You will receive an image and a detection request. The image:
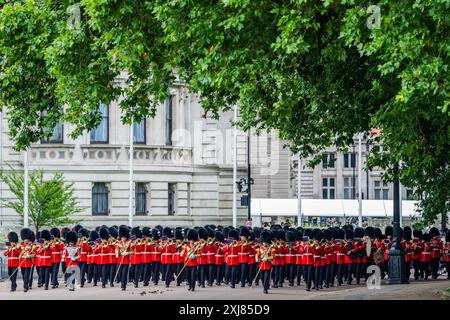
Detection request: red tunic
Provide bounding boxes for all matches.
[248,245,256,265]
[161,242,175,264]
[420,242,432,263]
[50,241,64,264]
[238,242,250,264]
[37,245,52,267]
[141,242,153,264]
[302,244,314,265]
[313,245,324,267]
[116,240,133,265]
[431,239,443,259]
[19,242,34,268]
[206,244,216,264]
[109,241,119,264]
[295,243,303,265]
[96,243,110,265]
[442,243,450,262]
[87,243,97,265]
[215,244,226,265]
[227,244,239,266]
[173,242,184,264]
[130,242,143,265]
[410,240,422,260]
[184,242,199,267]
[4,245,21,267]
[257,246,273,271]
[150,242,162,262]
[64,246,80,267]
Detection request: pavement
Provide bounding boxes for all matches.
[0,277,449,300]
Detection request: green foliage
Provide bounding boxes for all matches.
[0,1,448,224]
[0,167,82,232]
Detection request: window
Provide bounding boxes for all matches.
[168,183,175,215]
[135,182,147,215]
[322,153,335,169]
[92,183,109,215]
[90,103,109,143]
[165,96,173,146]
[322,177,335,199]
[41,107,63,144]
[344,177,356,199]
[374,180,389,200]
[406,189,415,200]
[133,118,146,144]
[343,153,357,168]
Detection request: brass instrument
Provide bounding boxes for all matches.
[81,236,88,244]
[167,238,173,246]
[102,239,109,247]
[232,240,238,246]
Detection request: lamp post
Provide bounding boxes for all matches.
[387,163,409,284]
[128,116,134,227]
[297,153,302,227]
[232,105,238,228]
[24,149,29,228]
[247,129,252,225]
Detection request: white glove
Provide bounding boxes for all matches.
[25,254,33,259]
[122,252,129,256]
[115,253,119,258]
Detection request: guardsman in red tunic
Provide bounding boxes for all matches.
[334,229,346,286]
[50,228,64,288]
[285,231,296,287]
[63,231,80,290]
[420,233,433,279]
[19,228,34,292]
[129,227,143,288]
[141,227,153,286]
[196,228,209,288]
[323,229,333,288]
[295,233,304,286]
[429,227,442,279]
[77,228,90,287]
[87,230,99,286]
[443,231,450,279]
[4,231,21,292]
[271,234,281,288]
[227,229,240,288]
[37,230,52,290]
[34,232,42,288]
[411,230,423,280]
[256,230,274,294]
[238,227,251,288]
[206,231,217,287]
[302,234,315,291]
[311,229,324,290]
[174,228,186,286]
[183,229,200,291]
[353,227,365,285]
[161,227,176,287]
[214,231,226,286]
[150,228,162,285]
[402,228,412,279]
[247,233,257,286]
[108,227,119,286]
[344,228,356,284]
[116,226,132,291]
[97,227,111,288]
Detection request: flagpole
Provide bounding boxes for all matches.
[297,153,302,227]
[358,133,363,227]
[129,117,134,227]
[232,105,237,228]
[24,148,29,228]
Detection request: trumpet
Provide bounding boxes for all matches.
[167,238,174,246]
[232,240,238,246]
[81,236,88,244]
[102,239,109,247]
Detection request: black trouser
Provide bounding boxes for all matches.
[445,261,450,279]
[225,265,230,284]
[142,263,152,285]
[336,264,345,284]
[39,266,51,289]
[88,264,98,285]
[248,264,256,285]
[355,262,363,283]
[329,263,335,286]
[186,266,197,290]
[240,263,248,287]
[296,264,303,285]
[29,266,34,288]
[421,261,431,278]
[61,262,66,275]
[8,267,18,291]
[215,265,224,284]
[129,264,141,287]
[272,265,281,286]
[431,258,439,279]
[175,263,184,285]
[287,264,296,285]
[313,266,321,289]
[51,263,60,287]
[152,261,161,284]
[161,263,173,287]
[280,265,285,285]
[78,262,87,286]
[412,260,421,279]
[207,264,215,285]
[347,263,356,284]
[36,266,42,286]
[261,270,271,292]
[197,264,206,286]
[304,265,314,290]
[21,267,31,291]
[109,263,117,285]
[405,261,411,279]
[100,264,109,286]
[229,265,238,287]
[119,264,129,289]
[324,264,331,287]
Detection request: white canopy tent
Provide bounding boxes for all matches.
[251,198,419,218]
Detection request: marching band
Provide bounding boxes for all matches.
[3,224,450,294]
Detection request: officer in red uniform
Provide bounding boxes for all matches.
[285,231,296,286]
[19,228,34,292]
[302,234,314,291]
[353,227,365,285]
[87,230,99,286]
[411,229,423,280]
[294,229,304,286]
[77,228,90,287]
[49,228,64,288]
[322,229,333,288]
[334,228,346,286]
[174,228,185,286]
[443,231,450,279]
[205,228,217,287]
[311,229,324,290]
[150,228,162,285]
[37,230,52,290]
[429,227,442,279]
[116,226,132,290]
[420,233,432,279]
[97,227,111,288]
[214,230,226,285]
[402,228,412,279]
[141,227,153,286]
[256,230,274,294]
[227,229,240,288]
[4,231,21,292]
[247,231,257,286]
[161,227,176,287]
[129,227,143,288]
[183,228,200,291]
[238,227,251,288]
[108,227,119,286]
[196,228,208,288]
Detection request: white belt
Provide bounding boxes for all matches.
[98,254,109,256]
[52,252,61,254]
[8,257,19,260]
[162,253,172,255]
[313,256,320,258]
[238,253,249,255]
[304,253,313,256]
[228,255,238,257]
[40,256,51,258]
[215,255,224,257]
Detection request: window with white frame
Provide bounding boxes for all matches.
[90,103,109,143]
[322,153,336,169]
[322,177,335,199]
[374,180,389,200]
[92,182,109,215]
[343,177,356,199]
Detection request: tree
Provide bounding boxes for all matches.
[0,1,448,225]
[0,167,82,232]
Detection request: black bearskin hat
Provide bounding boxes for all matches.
[278,230,286,241]
[175,229,184,240]
[385,226,393,237]
[41,230,51,241]
[214,231,224,243]
[312,228,322,241]
[304,229,313,238]
[253,227,262,239]
[345,229,354,240]
[413,229,423,240]
[207,227,215,238]
[240,227,250,239]
[100,227,110,240]
[223,227,230,238]
[403,229,412,241]
[445,231,450,243]
[187,229,198,241]
[374,228,383,239]
[229,229,239,241]
[286,231,296,243]
[151,228,161,240]
[7,231,19,243]
[78,228,89,239]
[364,227,375,238]
[163,227,173,238]
[261,230,271,244]
[66,231,78,244]
[142,227,151,238]
[403,226,412,234]
[61,227,70,240]
[89,230,99,242]
[335,228,345,240]
[131,227,142,239]
[155,225,163,233]
[50,228,61,239]
[198,228,208,240]
[20,228,33,241]
[422,233,431,242]
[354,227,364,239]
[323,229,332,241]
[429,227,440,237]
[295,230,303,241]
[73,224,83,233]
[109,227,118,239]
[119,226,130,239]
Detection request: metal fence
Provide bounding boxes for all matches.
[0,256,6,279]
